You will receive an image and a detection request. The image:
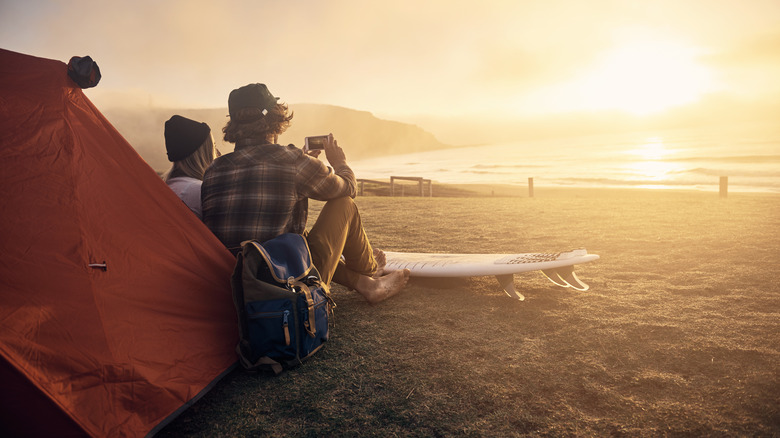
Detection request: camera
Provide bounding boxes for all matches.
[304,135,328,153]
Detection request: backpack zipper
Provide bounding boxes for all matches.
[283,310,291,346]
[248,308,292,347]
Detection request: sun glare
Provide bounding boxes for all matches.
[624,137,683,186]
[569,38,716,115]
[629,137,670,160]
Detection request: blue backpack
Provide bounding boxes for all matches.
[231,233,334,374]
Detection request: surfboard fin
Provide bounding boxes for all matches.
[542,266,589,291]
[542,269,570,288]
[495,274,525,301]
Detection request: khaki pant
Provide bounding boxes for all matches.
[305,197,377,290]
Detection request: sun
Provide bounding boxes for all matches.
[518,35,721,116]
[571,38,717,115]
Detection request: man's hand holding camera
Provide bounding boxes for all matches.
[305,133,347,167]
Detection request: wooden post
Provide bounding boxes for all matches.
[719,176,728,198]
[358,180,364,196]
[390,176,428,197]
[528,177,534,198]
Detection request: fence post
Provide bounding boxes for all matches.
[528,177,534,198]
[719,176,728,198]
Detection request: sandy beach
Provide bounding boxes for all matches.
[160,187,779,436]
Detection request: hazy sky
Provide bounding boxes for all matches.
[2,0,780,121]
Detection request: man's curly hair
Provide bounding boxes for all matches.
[222,103,293,144]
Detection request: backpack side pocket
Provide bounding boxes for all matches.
[245,299,297,363]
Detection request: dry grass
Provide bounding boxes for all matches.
[159,188,780,437]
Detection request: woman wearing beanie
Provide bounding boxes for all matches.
[162,115,217,219]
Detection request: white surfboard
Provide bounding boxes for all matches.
[383,249,599,301]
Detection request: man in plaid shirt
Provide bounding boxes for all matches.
[202,83,409,303]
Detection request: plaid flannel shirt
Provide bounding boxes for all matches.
[201,142,356,251]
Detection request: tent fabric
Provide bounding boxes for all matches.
[0,49,238,437]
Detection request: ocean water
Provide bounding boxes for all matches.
[351,125,780,193]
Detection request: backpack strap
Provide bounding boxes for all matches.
[236,345,284,375]
[247,234,313,283]
[298,282,317,338]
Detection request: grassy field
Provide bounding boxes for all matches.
[159,187,779,437]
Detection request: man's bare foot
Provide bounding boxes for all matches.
[372,249,387,278]
[356,268,411,304]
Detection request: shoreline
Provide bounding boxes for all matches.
[359,180,780,198]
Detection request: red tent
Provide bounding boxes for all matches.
[0,49,237,437]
